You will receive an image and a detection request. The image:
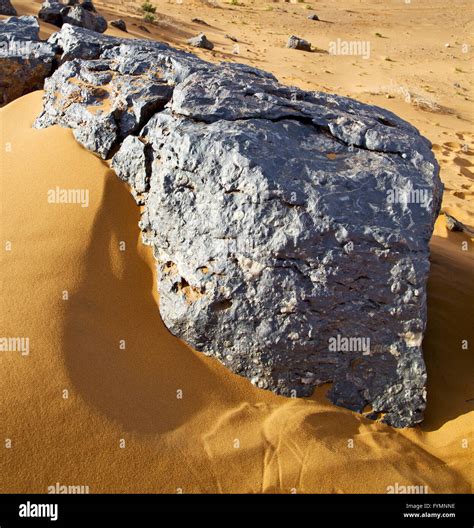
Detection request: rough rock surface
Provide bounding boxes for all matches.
[0,16,56,105]
[38,0,107,32]
[32,25,442,427]
[35,56,173,158]
[0,0,17,16]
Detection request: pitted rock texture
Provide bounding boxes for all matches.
[0,16,56,105]
[32,25,442,427]
[35,57,173,158]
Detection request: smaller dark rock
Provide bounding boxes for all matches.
[81,0,96,11]
[110,19,127,32]
[191,18,209,26]
[307,14,319,21]
[444,212,474,235]
[286,35,311,52]
[225,34,238,42]
[0,0,17,16]
[187,33,214,51]
[38,0,64,27]
[61,4,107,33]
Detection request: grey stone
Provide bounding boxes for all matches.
[443,212,474,235]
[187,33,214,50]
[32,26,442,427]
[110,19,127,32]
[0,0,17,16]
[46,23,178,63]
[286,35,311,52]
[0,16,56,105]
[307,14,319,21]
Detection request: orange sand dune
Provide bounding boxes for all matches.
[0,92,472,493]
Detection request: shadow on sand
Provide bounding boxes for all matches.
[62,170,246,434]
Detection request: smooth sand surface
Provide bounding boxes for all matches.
[1,0,473,493]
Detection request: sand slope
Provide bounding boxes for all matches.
[0,91,472,493]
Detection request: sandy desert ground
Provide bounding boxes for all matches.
[0,0,473,493]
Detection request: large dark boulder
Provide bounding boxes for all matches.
[31,25,442,427]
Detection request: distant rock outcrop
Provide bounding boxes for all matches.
[4,22,443,427]
[0,16,56,105]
